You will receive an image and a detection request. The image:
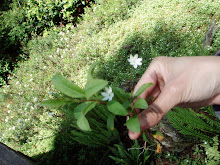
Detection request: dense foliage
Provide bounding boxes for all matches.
[0,0,95,85]
[0,0,219,164]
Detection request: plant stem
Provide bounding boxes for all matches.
[130,67,133,92]
[72,99,106,105]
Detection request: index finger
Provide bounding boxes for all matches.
[134,65,157,99]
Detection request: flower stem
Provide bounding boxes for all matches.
[130,67,133,92]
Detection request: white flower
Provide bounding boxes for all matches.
[30,106,34,111]
[101,87,114,101]
[48,112,53,116]
[33,97,38,103]
[128,54,142,68]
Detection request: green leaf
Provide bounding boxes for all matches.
[85,79,108,99]
[133,98,148,109]
[52,74,85,98]
[112,87,130,102]
[122,100,132,109]
[40,98,70,108]
[125,115,140,133]
[107,114,115,131]
[134,83,153,97]
[74,102,97,119]
[77,115,91,131]
[87,62,98,80]
[107,101,127,116]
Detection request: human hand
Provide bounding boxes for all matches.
[129,56,220,140]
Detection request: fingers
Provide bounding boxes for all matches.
[133,65,158,99]
[129,85,179,140]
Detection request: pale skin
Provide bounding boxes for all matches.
[129,56,220,140]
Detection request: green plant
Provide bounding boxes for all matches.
[1,0,220,162]
[202,136,220,165]
[166,107,220,141]
[109,140,154,165]
[41,60,152,134]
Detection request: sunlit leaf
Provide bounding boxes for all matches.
[125,115,140,133]
[107,101,127,116]
[87,62,98,80]
[77,115,91,131]
[153,131,164,141]
[52,74,85,98]
[133,98,148,109]
[85,79,108,99]
[40,98,70,108]
[134,83,153,97]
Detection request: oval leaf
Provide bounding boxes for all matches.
[134,83,153,97]
[77,116,91,131]
[133,98,148,109]
[74,102,97,119]
[107,101,127,116]
[87,62,98,80]
[125,115,140,133]
[153,131,164,141]
[52,74,85,98]
[107,114,115,131]
[112,87,130,102]
[85,79,108,99]
[40,98,70,108]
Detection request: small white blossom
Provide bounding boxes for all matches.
[33,97,38,103]
[26,102,31,107]
[204,141,207,145]
[128,54,142,68]
[30,106,34,111]
[48,112,53,116]
[101,87,114,101]
[34,104,38,109]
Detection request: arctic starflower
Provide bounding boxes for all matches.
[128,54,142,68]
[101,87,114,101]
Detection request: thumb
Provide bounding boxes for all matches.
[129,86,179,140]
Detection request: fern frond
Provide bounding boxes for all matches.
[166,107,217,141]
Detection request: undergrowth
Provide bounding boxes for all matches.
[0,0,219,164]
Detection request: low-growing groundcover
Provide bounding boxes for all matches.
[0,0,220,164]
